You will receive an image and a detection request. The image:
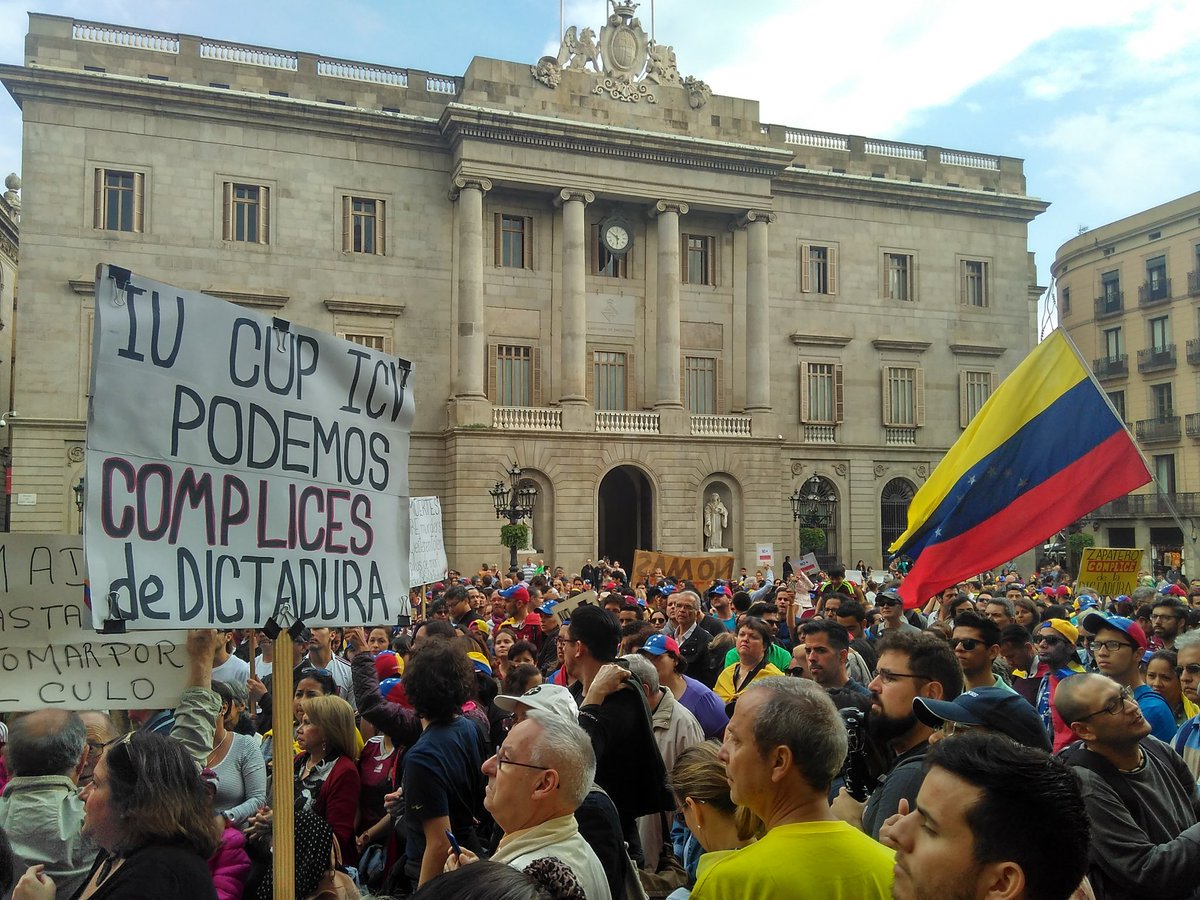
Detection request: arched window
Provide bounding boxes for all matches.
[791,476,839,570]
[880,478,916,559]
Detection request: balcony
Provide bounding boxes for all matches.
[1135,415,1180,443]
[1189,271,1200,296]
[491,406,562,431]
[1137,344,1176,373]
[1094,293,1124,319]
[1139,279,1172,306]
[595,411,660,434]
[1093,354,1128,380]
[1188,340,1200,366]
[884,427,917,446]
[1187,414,1200,437]
[802,424,837,444]
[691,414,752,437]
[1093,491,1200,518]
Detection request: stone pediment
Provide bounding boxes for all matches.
[532,1,711,108]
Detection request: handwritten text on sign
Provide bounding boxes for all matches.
[632,550,734,591]
[409,497,447,587]
[0,534,189,711]
[85,267,415,630]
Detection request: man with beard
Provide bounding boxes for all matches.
[832,631,962,841]
[1150,596,1189,650]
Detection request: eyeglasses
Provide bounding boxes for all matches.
[1176,663,1200,676]
[940,721,975,737]
[1079,686,1135,720]
[952,637,987,651]
[1092,640,1136,653]
[786,667,807,678]
[496,751,553,774]
[878,599,903,608]
[1036,634,1069,647]
[555,637,579,646]
[874,668,929,685]
[650,617,666,625]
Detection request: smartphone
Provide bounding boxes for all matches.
[445,828,461,857]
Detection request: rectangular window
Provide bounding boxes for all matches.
[801,362,844,424]
[1104,327,1124,359]
[684,356,717,414]
[94,168,144,232]
[883,366,924,427]
[683,235,714,285]
[1061,286,1070,315]
[223,183,269,244]
[1107,390,1126,423]
[1101,270,1121,310]
[500,215,528,268]
[1145,255,1169,301]
[1150,315,1171,350]
[801,244,838,295]
[342,196,385,255]
[884,252,913,301]
[960,370,995,427]
[1154,454,1176,494]
[1151,382,1173,418]
[337,332,392,353]
[495,345,533,407]
[593,351,627,411]
[961,259,988,307]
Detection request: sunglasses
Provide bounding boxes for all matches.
[1176,663,1200,676]
[1036,634,1069,647]
[952,637,987,651]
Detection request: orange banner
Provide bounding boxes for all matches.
[632,549,734,591]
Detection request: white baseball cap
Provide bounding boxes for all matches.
[493,683,579,722]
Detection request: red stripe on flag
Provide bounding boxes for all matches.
[898,431,1150,608]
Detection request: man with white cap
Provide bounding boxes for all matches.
[492,684,625,899]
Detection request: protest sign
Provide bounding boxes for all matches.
[85,266,415,630]
[1077,547,1143,597]
[0,533,189,712]
[756,543,774,567]
[796,553,820,576]
[409,496,447,587]
[632,550,734,591]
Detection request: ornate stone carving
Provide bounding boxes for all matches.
[874,464,887,478]
[915,465,928,479]
[555,189,596,206]
[448,175,492,202]
[833,463,848,477]
[791,462,805,476]
[532,2,711,107]
[67,445,85,463]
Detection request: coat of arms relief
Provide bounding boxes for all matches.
[531,1,712,108]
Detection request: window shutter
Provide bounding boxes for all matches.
[679,353,687,411]
[376,200,386,256]
[588,223,597,274]
[959,370,969,428]
[680,233,689,284]
[222,182,233,241]
[879,253,888,298]
[915,368,926,426]
[523,216,533,269]
[93,169,104,229]
[586,347,595,408]
[493,213,502,267]
[960,261,968,305]
[828,247,839,295]
[531,346,543,406]
[715,357,725,414]
[132,172,145,233]
[342,196,352,252]
[486,342,498,403]
[625,350,636,411]
[834,364,844,424]
[799,362,811,423]
[260,186,270,245]
[881,367,893,426]
[800,244,811,293]
[989,372,998,393]
[707,237,716,286]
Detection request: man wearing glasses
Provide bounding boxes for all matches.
[1054,673,1200,899]
[1150,596,1190,651]
[1033,619,1087,752]
[1081,612,1176,742]
[1171,631,1200,779]
[872,587,921,639]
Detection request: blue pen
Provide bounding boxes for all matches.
[445,829,461,857]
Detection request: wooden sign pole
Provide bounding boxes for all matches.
[271,624,296,900]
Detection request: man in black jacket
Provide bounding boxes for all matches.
[672,590,715,686]
[565,604,673,866]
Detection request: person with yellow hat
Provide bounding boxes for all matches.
[1033,618,1086,752]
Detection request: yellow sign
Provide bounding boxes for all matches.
[632,550,734,591]
[1077,547,1143,597]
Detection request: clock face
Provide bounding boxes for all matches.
[602,220,632,256]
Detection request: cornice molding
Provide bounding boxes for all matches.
[949,343,1006,358]
[203,288,290,310]
[872,339,932,353]
[324,297,405,317]
[790,332,852,347]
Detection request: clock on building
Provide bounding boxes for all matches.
[599,216,633,257]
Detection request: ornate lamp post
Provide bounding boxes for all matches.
[73,477,85,534]
[790,475,832,562]
[489,464,537,571]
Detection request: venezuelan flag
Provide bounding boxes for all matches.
[891,329,1151,608]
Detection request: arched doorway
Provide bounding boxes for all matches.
[793,475,839,571]
[880,478,916,560]
[598,465,653,570]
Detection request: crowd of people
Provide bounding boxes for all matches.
[4,556,1200,899]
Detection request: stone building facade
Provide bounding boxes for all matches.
[1,10,1047,575]
[1056,191,1200,576]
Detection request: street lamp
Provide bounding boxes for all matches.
[489,464,537,571]
[73,477,85,534]
[791,475,832,565]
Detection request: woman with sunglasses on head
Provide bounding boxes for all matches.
[12,731,221,900]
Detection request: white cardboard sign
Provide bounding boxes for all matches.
[409,496,448,587]
[0,534,189,711]
[85,267,414,629]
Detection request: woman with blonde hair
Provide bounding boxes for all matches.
[667,741,761,895]
[295,694,360,862]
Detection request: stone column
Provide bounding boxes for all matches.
[556,189,594,413]
[740,210,775,417]
[450,176,491,423]
[652,200,688,413]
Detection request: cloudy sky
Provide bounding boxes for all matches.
[0,0,1196,332]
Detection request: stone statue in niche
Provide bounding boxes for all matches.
[704,492,729,552]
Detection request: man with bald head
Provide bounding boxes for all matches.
[0,710,97,898]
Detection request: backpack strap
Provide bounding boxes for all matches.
[1058,740,1149,831]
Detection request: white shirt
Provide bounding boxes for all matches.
[212,653,251,686]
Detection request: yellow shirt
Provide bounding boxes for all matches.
[692,821,894,899]
[713,661,786,703]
